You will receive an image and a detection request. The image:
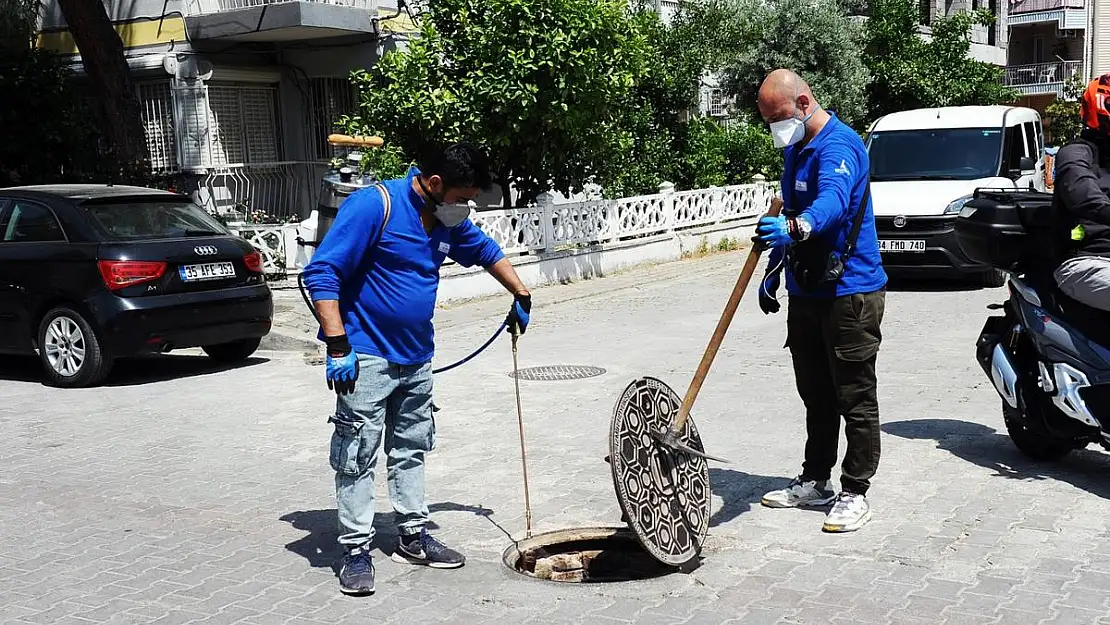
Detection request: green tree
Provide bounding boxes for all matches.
[694,0,871,129]
[1043,75,1086,145]
[341,0,651,208]
[863,0,1016,123]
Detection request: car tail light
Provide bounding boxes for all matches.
[244,250,264,274]
[98,260,167,290]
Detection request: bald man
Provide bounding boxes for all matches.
[753,69,888,533]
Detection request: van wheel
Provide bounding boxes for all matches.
[980,269,1007,288]
[203,337,261,363]
[37,307,113,388]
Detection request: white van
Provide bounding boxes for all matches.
[865,105,1047,286]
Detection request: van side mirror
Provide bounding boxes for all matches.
[1019,156,1036,173]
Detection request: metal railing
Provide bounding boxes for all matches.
[186,0,375,16]
[189,161,327,223]
[1008,0,1084,14]
[1004,60,1082,87]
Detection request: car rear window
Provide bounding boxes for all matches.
[84,200,232,241]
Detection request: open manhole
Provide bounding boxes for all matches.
[509,365,606,381]
[502,526,675,583]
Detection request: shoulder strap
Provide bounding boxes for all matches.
[839,176,871,265]
[371,182,392,248]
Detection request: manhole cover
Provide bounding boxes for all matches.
[509,365,606,381]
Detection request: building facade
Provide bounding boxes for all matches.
[1005,0,1109,120]
[921,0,1011,65]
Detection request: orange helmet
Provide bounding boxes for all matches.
[1081,73,1110,134]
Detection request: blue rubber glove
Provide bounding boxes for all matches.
[755,215,793,248]
[507,293,531,335]
[324,335,359,395]
[759,272,781,315]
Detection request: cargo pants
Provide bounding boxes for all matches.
[328,353,437,549]
[786,290,885,496]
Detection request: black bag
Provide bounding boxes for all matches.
[787,180,871,291]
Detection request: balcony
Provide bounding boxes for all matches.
[1008,0,1086,27]
[1004,60,1082,96]
[184,0,378,42]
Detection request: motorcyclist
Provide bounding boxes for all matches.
[1052,73,1110,311]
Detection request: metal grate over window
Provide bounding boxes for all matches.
[305,77,357,161]
[207,83,281,165]
[136,81,178,172]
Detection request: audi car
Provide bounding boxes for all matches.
[0,184,273,387]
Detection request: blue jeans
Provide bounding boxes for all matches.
[329,353,436,549]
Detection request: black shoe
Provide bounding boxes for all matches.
[338,546,375,595]
[391,529,465,569]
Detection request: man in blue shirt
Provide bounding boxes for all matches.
[302,143,531,595]
[752,70,888,533]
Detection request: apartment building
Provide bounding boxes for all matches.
[1004,0,1109,120]
[921,0,1011,65]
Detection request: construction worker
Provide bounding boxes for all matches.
[301,143,531,596]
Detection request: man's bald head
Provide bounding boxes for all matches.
[757,69,818,124]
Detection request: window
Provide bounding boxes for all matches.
[306,78,357,161]
[2,201,66,243]
[207,84,282,165]
[137,81,179,172]
[1001,125,1026,173]
[868,128,1004,181]
[84,200,229,241]
[708,89,726,117]
[1023,122,1038,160]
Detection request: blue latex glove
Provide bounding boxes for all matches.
[759,272,781,315]
[507,293,531,335]
[755,215,793,248]
[324,335,359,395]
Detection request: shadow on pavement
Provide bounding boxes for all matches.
[0,353,267,387]
[709,468,795,527]
[281,502,499,571]
[883,418,1110,500]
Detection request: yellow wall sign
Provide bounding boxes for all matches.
[36,15,188,56]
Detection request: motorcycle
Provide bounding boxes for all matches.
[954,188,1110,461]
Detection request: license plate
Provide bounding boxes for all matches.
[879,239,926,253]
[179,261,236,282]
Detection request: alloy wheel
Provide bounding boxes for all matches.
[44,316,86,377]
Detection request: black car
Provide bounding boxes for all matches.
[0,184,273,387]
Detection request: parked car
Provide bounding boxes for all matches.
[865,105,1048,287]
[0,184,273,387]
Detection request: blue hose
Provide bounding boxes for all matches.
[297,273,505,374]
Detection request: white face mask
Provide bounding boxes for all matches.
[769,106,815,149]
[435,202,474,228]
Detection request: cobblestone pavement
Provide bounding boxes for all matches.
[5,251,1110,625]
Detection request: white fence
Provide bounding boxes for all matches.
[250,180,778,280]
[471,181,777,257]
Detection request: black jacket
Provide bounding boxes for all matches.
[1053,130,1110,259]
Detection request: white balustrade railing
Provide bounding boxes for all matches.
[186,0,374,16]
[471,181,777,257]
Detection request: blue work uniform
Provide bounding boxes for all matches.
[301,166,505,365]
[768,112,888,297]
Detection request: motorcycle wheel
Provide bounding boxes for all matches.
[1002,401,1073,461]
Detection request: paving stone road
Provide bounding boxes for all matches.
[5,251,1110,625]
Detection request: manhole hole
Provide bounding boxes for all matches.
[509,365,606,381]
[502,526,675,583]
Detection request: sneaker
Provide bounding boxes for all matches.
[823,492,872,533]
[391,529,466,569]
[761,476,837,508]
[338,546,375,596]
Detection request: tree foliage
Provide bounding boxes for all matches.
[695,0,871,129]
[863,0,1016,122]
[1043,74,1086,145]
[342,0,651,207]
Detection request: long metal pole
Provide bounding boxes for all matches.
[511,329,533,537]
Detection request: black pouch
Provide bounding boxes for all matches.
[787,180,871,292]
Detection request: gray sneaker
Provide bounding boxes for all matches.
[761,476,837,508]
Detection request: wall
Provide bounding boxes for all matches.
[1096,0,1110,75]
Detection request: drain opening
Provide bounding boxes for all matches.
[509,365,607,381]
[503,527,675,583]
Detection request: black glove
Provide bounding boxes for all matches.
[758,273,781,315]
[506,293,531,335]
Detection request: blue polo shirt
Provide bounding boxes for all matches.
[768,112,887,298]
[301,167,505,365]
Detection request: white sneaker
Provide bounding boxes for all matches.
[822,492,872,533]
[761,476,837,508]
